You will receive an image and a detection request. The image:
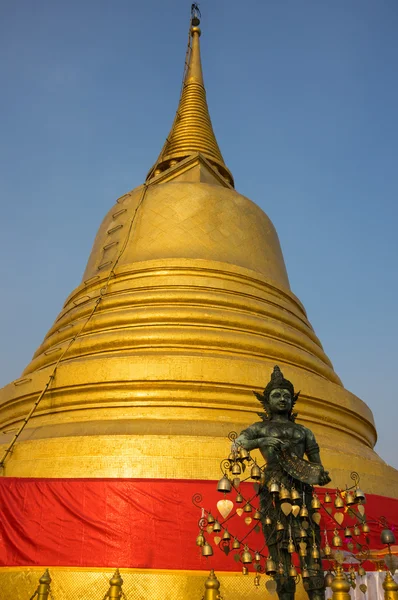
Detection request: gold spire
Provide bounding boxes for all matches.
[147,13,234,186]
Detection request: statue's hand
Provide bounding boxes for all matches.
[318,469,331,486]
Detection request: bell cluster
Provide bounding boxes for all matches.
[194,440,397,593]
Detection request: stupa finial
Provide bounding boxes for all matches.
[147,7,234,186]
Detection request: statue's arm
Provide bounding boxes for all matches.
[304,428,331,485]
[236,423,264,451]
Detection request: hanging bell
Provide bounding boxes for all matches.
[334,494,344,509]
[324,571,334,587]
[345,491,355,506]
[242,566,248,575]
[362,522,370,534]
[228,451,236,462]
[213,520,221,533]
[255,552,261,562]
[299,545,307,557]
[269,481,280,495]
[250,463,261,480]
[266,558,277,575]
[278,563,285,576]
[312,545,320,559]
[254,574,260,587]
[311,494,321,510]
[235,493,243,504]
[276,521,284,531]
[223,529,231,541]
[207,513,215,524]
[232,538,240,550]
[239,447,249,461]
[291,487,300,502]
[231,462,241,476]
[300,505,309,518]
[241,546,252,564]
[302,568,310,579]
[344,527,352,538]
[217,475,232,493]
[299,528,307,538]
[288,540,295,554]
[280,485,291,502]
[196,532,205,546]
[355,488,365,503]
[353,525,361,536]
[289,565,297,578]
[244,503,252,513]
[265,516,272,526]
[323,542,331,557]
[332,531,342,547]
[381,528,396,545]
[324,492,332,504]
[202,542,213,557]
[253,509,261,520]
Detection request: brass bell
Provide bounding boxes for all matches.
[213,520,221,533]
[299,546,307,557]
[250,463,261,480]
[276,521,284,531]
[353,525,361,536]
[265,516,272,526]
[288,540,295,554]
[334,494,344,509]
[324,492,332,504]
[242,566,248,575]
[381,528,396,545]
[289,565,297,578]
[302,568,310,579]
[244,503,252,513]
[255,552,261,562]
[278,564,285,576]
[323,543,331,557]
[312,546,320,559]
[362,522,370,534]
[223,529,231,541]
[228,451,236,462]
[344,527,352,538]
[299,528,307,538]
[196,532,205,546]
[254,574,260,587]
[269,481,280,495]
[324,571,334,587]
[345,491,355,506]
[231,462,241,476]
[202,542,213,557]
[280,485,291,502]
[235,493,243,504]
[241,546,252,564]
[266,558,277,575]
[332,531,342,547]
[239,447,250,461]
[217,475,232,493]
[311,494,321,510]
[207,513,215,524]
[355,488,365,503]
[291,487,300,502]
[253,509,261,520]
[300,505,309,518]
[232,538,240,550]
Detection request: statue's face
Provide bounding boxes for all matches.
[268,388,292,414]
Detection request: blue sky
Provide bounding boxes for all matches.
[0,1,397,469]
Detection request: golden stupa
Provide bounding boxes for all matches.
[0,10,397,600]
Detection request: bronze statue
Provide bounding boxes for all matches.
[236,366,331,600]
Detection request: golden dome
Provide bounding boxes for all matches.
[0,10,396,500]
